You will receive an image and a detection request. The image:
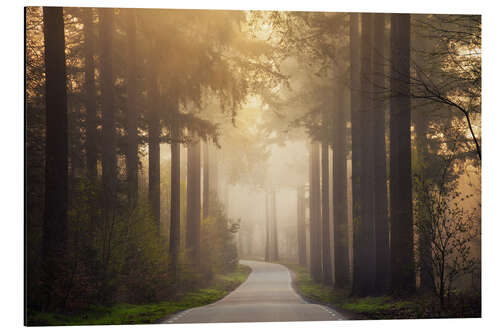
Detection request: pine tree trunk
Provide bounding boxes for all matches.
[271,188,279,261]
[203,141,210,219]
[372,13,390,293]
[265,190,270,262]
[350,12,365,295]
[41,6,68,310]
[353,13,377,296]
[297,185,307,266]
[333,83,349,288]
[169,136,181,282]
[99,8,116,203]
[82,8,97,181]
[99,8,117,272]
[186,140,201,267]
[390,13,415,294]
[125,9,139,207]
[148,39,161,232]
[321,140,332,285]
[309,141,322,283]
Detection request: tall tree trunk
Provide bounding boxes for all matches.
[321,140,332,285]
[82,8,97,181]
[125,9,139,207]
[169,132,181,282]
[353,12,377,296]
[148,39,161,232]
[82,8,98,233]
[390,13,415,294]
[350,12,365,295]
[309,141,322,283]
[99,8,116,280]
[372,13,390,294]
[186,139,201,267]
[297,185,307,266]
[271,188,279,261]
[333,83,349,288]
[41,6,68,310]
[211,145,219,200]
[265,189,270,262]
[203,141,210,219]
[68,90,83,203]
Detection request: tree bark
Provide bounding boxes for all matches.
[333,83,349,288]
[41,6,68,310]
[297,185,307,266]
[353,12,377,296]
[390,13,415,294]
[125,9,139,207]
[203,141,210,219]
[99,8,117,228]
[271,188,279,261]
[372,13,390,294]
[186,139,201,267]
[350,12,365,295]
[82,8,97,181]
[147,39,161,232]
[169,134,181,282]
[309,141,322,283]
[321,140,332,285]
[265,189,270,262]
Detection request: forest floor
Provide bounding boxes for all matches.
[283,263,481,320]
[27,264,251,326]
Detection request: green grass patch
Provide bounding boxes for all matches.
[283,263,433,320]
[27,264,251,326]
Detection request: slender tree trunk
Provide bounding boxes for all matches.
[203,141,210,219]
[169,132,181,282]
[373,13,390,294]
[186,139,201,267]
[390,13,415,294]
[211,145,219,199]
[271,188,279,261]
[125,9,139,207]
[148,39,161,232]
[82,8,98,234]
[321,140,332,285]
[353,12,377,296]
[309,141,322,283]
[82,8,97,181]
[265,189,270,262]
[297,185,307,266]
[350,12,365,295]
[99,9,117,281]
[99,7,116,207]
[41,6,68,310]
[333,83,349,288]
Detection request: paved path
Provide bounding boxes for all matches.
[163,260,344,324]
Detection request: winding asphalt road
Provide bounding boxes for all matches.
[162,260,344,324]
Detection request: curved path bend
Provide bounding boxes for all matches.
[163,260,344,324]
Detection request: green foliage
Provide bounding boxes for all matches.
[414,156,480,307]
[284,262,480,319]
[27,265,250,326]
[200,197,240,279]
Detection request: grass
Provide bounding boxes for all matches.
[27,264,251,326]
[282,263,479,320]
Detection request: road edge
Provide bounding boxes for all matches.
[285,265,367,320]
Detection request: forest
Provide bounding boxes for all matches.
[25,6,481,325]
